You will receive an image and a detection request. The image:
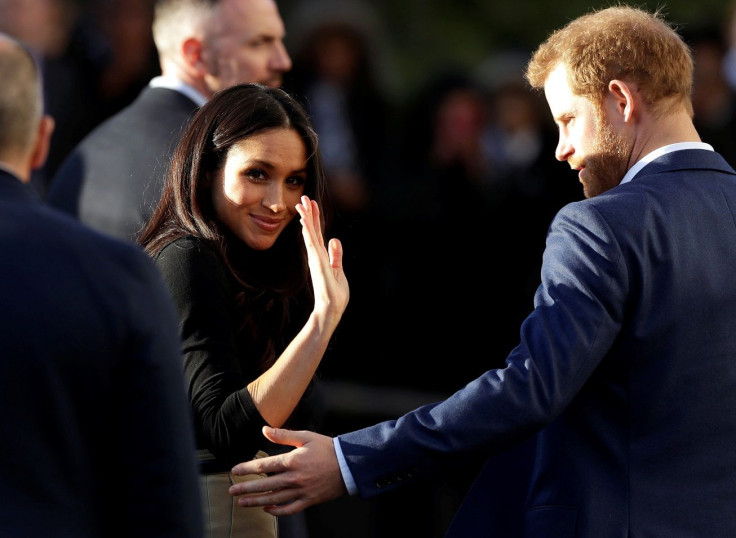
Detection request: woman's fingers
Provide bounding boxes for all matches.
[328,238,343,269]
[297,196,348,312]
[297,196,328,255]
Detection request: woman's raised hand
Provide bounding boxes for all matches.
[296,196,349,323]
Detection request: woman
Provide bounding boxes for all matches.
[139,83,349,537]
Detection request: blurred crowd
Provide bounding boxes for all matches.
[4,0,736,535]
[0,0,159,196]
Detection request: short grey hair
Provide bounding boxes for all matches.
[0,33,43,158]
[152,0,219,61]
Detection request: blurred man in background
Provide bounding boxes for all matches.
[47,0,291,242]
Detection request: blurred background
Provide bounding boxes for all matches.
[278,0,735,101]
[3,0,736,535]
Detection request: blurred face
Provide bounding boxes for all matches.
[432,89,486,157]
[202,0,292,93]
[211,128,307,250]
[313,31,360,84]
[545,63,629,198]
[0,0,72,57]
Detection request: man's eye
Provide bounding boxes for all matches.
[248,37,273,48]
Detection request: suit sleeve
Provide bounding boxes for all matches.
[337,201,628,498]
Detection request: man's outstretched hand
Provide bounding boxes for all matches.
[229,426,348,516]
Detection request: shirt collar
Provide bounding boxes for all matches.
[148,76,208,107]
[619,142,714,185]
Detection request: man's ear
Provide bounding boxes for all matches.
[182,36,208,76]
[607,79,635,122]
[30,115,55,172]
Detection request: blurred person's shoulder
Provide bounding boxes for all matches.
[23,200,163,284]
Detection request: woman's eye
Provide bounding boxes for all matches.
[245,168,267,181]
[287,175,306,187]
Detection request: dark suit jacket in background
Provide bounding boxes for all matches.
[0,170,202,537]
[46,86,199,242]
[337,149,736,537]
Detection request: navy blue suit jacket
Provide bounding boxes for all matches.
[0,170,202,536]
[338,150,736,537]
[46,86,199,242]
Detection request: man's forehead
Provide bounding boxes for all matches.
[544,64,576,112]
[544,64,570,92]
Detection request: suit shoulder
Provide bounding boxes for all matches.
[555,186,647,225]
[55,87,196,158]
[35,204,158,275]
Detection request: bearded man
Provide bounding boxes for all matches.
[226,7,736,537]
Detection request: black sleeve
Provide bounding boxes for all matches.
[154,237,268,464]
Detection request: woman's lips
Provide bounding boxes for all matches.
[250,214,283,232]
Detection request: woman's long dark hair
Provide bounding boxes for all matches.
[139,83,330,369]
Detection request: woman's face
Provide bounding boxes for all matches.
[211,127,307,250]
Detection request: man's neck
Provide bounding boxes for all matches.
[0,160,29,183]
[159,61,212,102]
[628,111,700,168]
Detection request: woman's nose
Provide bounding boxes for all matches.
[263,184,286,212]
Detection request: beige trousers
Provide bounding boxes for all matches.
[199,451,278,538]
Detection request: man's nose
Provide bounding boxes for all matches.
[272,41,292,72]
[555,136,573,162]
